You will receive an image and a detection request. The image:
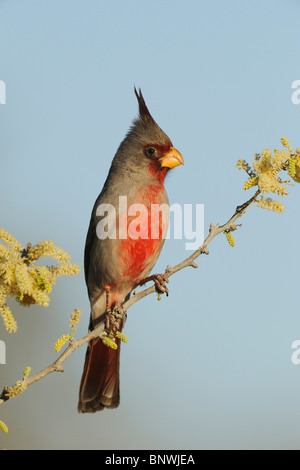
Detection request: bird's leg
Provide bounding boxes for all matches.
[138,273,169,296]
[104,285,112,329]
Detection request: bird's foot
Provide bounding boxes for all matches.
[105,303,127,333]
[139,273,169,296]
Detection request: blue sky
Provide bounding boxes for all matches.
[1,0,300,450]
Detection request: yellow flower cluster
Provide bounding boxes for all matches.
[102,335,118,350]
[1,366,32,408]
[237,137,299,213]
[54,334,71,352]
[0,420,8,434]
[23,367,31,378]
[0,304,17,333]
[256,197,285,213]
[281,137,293,152]
[54,309,82,352]
[0,230,80,333]
[4,380,27,399]
[69,308,81,336]
[243,176,258,190]
[224,231,235,247]
[288,148,300,183]
[236,159,256,177]
[289,158,296,178]
[102,330,128,350]
[115,331,128,343]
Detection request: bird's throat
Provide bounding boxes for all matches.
[148,161,168,185]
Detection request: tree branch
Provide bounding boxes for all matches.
[0,189,260,406]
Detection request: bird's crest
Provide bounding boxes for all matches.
[134,87,153,121]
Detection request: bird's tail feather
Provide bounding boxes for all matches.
[78,336,121,413]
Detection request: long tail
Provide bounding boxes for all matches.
[78,336,121,413]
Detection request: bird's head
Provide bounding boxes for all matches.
[112,88,184,184]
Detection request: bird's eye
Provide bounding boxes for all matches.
[146,147,157,157]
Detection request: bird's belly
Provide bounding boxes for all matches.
[118,184,169,284]
[119,236,163,283]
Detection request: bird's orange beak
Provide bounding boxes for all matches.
[159,146,184,169]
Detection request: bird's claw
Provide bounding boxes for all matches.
[153,274,169,296]
[139,273,169,297]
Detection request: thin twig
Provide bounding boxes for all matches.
[124,189,260,310]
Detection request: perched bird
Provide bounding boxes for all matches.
[78,88,183,413]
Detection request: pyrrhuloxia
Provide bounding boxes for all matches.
[78,88,183,413]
